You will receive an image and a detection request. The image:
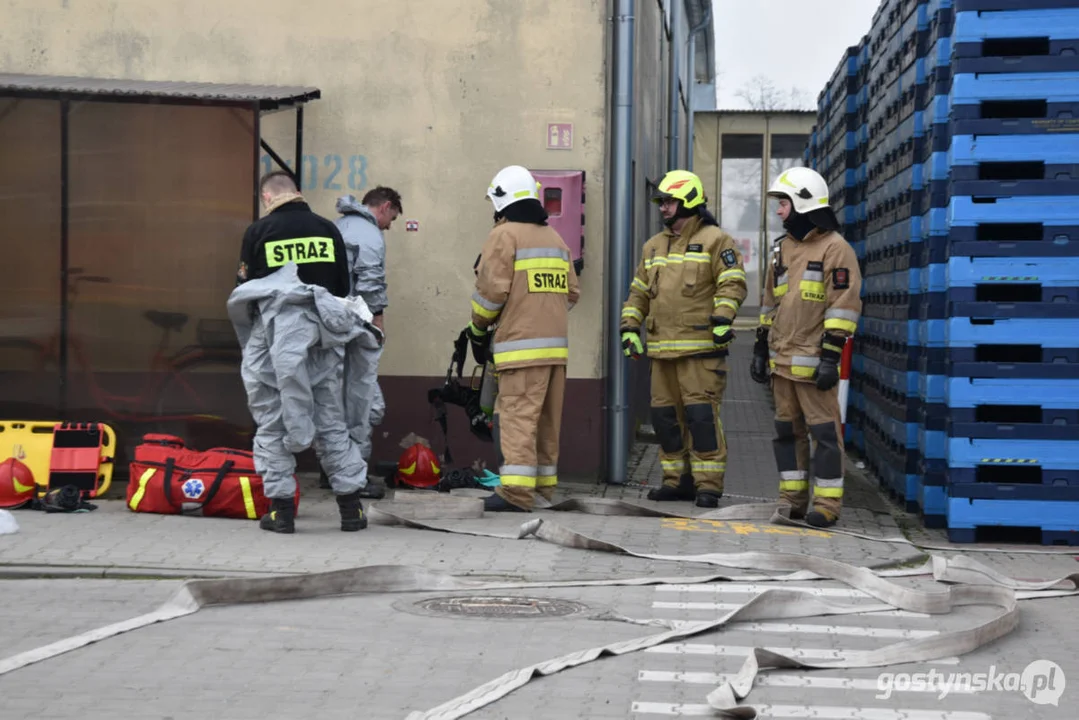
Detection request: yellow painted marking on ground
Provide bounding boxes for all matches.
[660,518,833,539]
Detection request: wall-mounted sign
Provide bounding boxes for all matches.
[547,123,573,150]
[406,220,419,232]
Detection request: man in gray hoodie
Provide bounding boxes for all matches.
[327,186,402,496]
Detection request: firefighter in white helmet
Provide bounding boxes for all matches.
[620,170,748,508]
[755,166,862,528]
[465,165,581,512]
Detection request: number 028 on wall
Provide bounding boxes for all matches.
[259,154,369,192]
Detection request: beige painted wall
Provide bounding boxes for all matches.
[0,0,609,380]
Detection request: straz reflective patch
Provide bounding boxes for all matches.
[800,280,826,303]
[264,237,336,267]
[527,269,569,293]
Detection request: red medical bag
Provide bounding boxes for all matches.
[126,434,299,519]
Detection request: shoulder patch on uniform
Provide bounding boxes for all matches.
[807,260,824,272]
[687,243,703,252]
[833,267,851,289]
[721,248,738,267]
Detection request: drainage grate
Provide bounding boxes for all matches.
[416,595,588,618]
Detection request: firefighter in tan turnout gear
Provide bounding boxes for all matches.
[620,170,748,508]
[465,165,581,512]
[754,166,862,528]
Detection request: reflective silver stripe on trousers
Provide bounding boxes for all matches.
[516,247,570,261]
[537,465,557,476]
[791,355,821,368]
[815,477,844,488]
[500,465,537,477]
[471,292,503,311]
[3,499,1075,720]
[780,470,807,481]
[760,305,773,315]
[825,308,859,322]
[492,337,569,354]
[802,270,824,282]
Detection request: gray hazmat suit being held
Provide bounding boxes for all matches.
[227,262,384,500]
[335,195,388,461]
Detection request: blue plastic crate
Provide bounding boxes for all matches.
[919,484,948,527]
[947,256,1079,286]
[948,482,1079,502]
[954,0,1079,9]
[920,287,1079,320]
[864,356,920,398]
[952,71,1079,106]
[946,195,1079,229]
[947,437,1079,470]
[946,497,1079,545]
[865,317,922,346]
[923,316,1079,347]
[943,224,1079,259]
[945,377,1079,408]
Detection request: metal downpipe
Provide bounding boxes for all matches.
[606,0,635,485]
[667,0,682,169]
[685,4,712,171]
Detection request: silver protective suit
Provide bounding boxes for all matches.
[335,195,388,459]
[227,263,383,498]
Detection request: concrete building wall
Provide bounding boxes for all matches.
[0,0,713,479]
[0,0,612,474]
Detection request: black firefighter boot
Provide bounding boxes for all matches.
[259,498,295,534]
[647,473,697,502]
[336,489,369,532]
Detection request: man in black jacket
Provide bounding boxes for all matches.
[237,171,350,296]
[234,170,371,535]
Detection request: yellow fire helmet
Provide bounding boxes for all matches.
[651,170,706,210]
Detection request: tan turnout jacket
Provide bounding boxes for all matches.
[761,228,862,382]
[470,219,580,371]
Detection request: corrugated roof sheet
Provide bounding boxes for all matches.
[0,72,320,109]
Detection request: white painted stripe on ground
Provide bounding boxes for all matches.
[631,702,990,719]
[656,583,871,597]
[637,670,977,693]
[729,621,937,639]
[644,644,960,664]
[652,601,930,618]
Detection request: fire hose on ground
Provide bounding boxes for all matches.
[0,500,1076,719]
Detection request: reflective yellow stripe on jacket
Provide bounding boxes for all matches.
[492,337,569,366]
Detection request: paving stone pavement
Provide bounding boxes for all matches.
[1,334,1076,718]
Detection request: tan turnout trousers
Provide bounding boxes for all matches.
[492,364,566,511]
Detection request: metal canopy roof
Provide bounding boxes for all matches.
[0,72,320,110]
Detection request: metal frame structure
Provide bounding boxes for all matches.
[692,109,816,310]
[0,73,321,412]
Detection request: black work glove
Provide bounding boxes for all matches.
[814,332,845,391]
[464,323,490,365]
[711,317,734,355]
[750,326,770,385]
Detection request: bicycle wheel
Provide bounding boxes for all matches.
[150,352,254,451]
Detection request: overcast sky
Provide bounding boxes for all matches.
[711,0,881,110]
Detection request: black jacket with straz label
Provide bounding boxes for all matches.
[237,200,350,297]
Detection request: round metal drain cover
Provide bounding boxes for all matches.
[416,595,588,618]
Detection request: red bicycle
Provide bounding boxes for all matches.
[0,269,252,451]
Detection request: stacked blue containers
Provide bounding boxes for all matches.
[805,0,1079,544]
[918,0,1079,543]
[811,37,871,456]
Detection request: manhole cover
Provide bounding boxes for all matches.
[416,595,588,618]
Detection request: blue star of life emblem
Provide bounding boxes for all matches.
[182,478,205,499]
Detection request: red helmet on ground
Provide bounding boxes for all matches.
[395,443,441,489]
[0,458,36,509]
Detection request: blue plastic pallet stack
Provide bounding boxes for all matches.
[808,35,872,455]
[804,0,1079,545]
